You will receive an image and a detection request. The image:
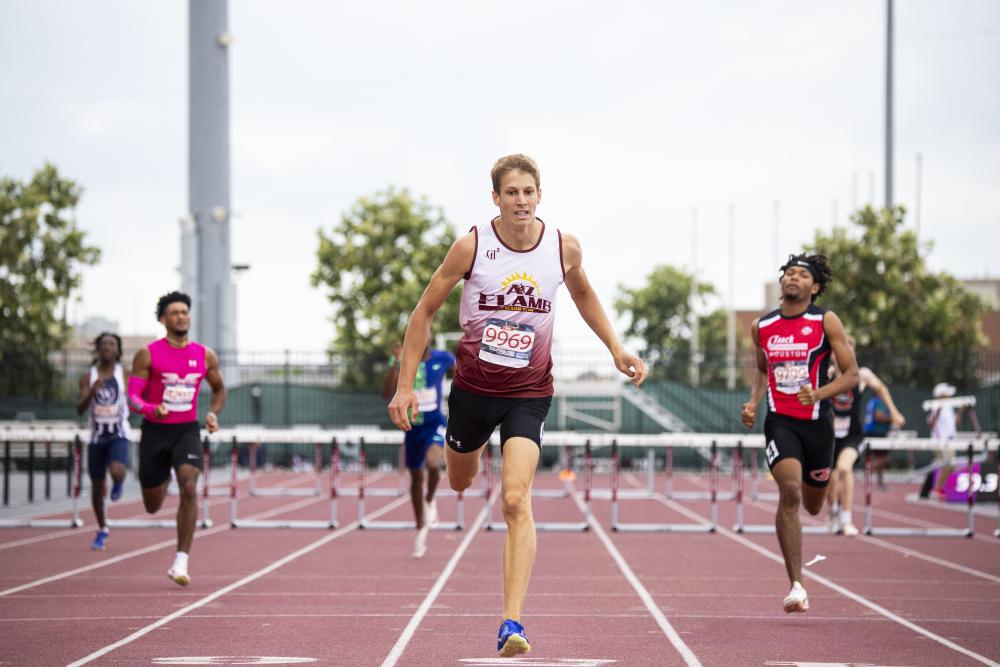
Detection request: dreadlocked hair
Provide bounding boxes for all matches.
[779,252,832,302]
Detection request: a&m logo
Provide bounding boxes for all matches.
[477,272,551,313]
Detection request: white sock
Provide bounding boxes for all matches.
[174,551,189,567]
[840,510,852,525]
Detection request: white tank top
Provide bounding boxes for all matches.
[453,218,564,397]
[88,364,132,444]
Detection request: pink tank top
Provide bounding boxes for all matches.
[143,338,207,424]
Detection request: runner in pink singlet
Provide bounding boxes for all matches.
[388,155,647,657]
[127,291,227,586]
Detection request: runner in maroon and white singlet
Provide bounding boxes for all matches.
[127,291,227,586]
[741,253,858,613]
[388,155,647,656]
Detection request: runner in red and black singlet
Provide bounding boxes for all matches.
[127,291,227,587]
[741,253,859,614]
[388,155,647,657]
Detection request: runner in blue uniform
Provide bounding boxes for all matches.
[383,343,455,557]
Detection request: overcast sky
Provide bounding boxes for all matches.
[2,0,998,353]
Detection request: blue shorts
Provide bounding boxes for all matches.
[404,420,446,470]
[88,437,130,481]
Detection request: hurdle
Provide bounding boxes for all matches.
[248,440,324,497]
[863,437,996,538]
[0,433,84,528]
[357,437,464,530]
[484,437,592,532]
[611,437,718,533]
[228,436,340,529]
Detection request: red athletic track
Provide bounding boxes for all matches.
[1,466,998,666]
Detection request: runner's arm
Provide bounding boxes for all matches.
[741,320,768,429]
[204,347,227,433]
[562,233,647,386]
[389,232,473,430]
[127,347,166,419]
[75,373,93,416]
[863,368,905,428]
[808,311,859,402]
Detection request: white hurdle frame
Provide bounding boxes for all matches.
[863,437,993,538]
[248,440,323,497]
[0,435,84,528]
[228,436,340,529]
[610,437,718,533]
[357,436,465,531]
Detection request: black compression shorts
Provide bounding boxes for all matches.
[445,386,551,454]
[763,412,835,488]
[139,420,203,488]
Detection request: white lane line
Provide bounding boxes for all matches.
[740,494,1000,585]
[66,494,410,667]
[0,471,314,551]
[647,491,1000,667]
[379,495,494,667]
[571,490,703,667]
[0,476,376,598]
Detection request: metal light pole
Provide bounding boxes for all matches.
[885,0,894,210]
[690,207,700,387]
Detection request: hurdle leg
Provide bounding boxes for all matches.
[733,442,745,532]
[229,443,239,527]
[864,442,874,535]
[329,438,339,529]
[965,443,975,537]
[71,437,83,527]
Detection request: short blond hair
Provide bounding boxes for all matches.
[491,154,540,193]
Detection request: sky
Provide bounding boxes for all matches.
[2,0,998,355]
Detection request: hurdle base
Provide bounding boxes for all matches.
[338,488,404,497]
[667,491,737,501]
[734,524,829,535]
[864,526,973,538]
[588,489,653,500]
[486,521,589,532]
[232,519,337,529]
[359,520,463,531]
[612,522,714,533]
[106,519,178,528]
[250,488,320,497]
[0,518,84,528]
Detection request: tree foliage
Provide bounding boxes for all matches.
[0,164,101,398]
[312,188,461,389]
[615,265,743,388]
[806,205,987,387]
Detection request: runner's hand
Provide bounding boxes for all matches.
[797,384,819,406]
[741,401,757,429]
[388,388,418,431]
[206,411,219,433]
[890,409,906,429]
[154,403,169,419]
[89,378,105,398]
[614,350,648,387]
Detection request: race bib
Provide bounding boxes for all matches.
[833,415,851,438]
[93,403,119,423]
[773,361,809,395]
[163,383,196,412]
[479,318,535,369]
[415,387,438,413]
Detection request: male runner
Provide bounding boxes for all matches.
[127,291,226,586]
[826,336,905,535]
[741,253,858,613]
[382,342,456,558]
[75,332,132,551]
[389,154,647,656]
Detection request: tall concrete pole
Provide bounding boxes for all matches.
[188,0,235,357]
[885,0,894,210]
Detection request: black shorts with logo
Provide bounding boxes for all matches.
[763,412,835,488]
[445,385,552,454]
[139,420,203,488]
[833,434,865,463]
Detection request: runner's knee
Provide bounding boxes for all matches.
[501,487,531,521]
[777,480,801,510]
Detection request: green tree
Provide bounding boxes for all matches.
[614,264,741,387]
[312,188,461,389]
[807,205,987,387]
[0,164,101,398]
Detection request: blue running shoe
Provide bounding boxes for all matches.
[497,619,530,656]
[110,479,124,502]
[90,529,109,551]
